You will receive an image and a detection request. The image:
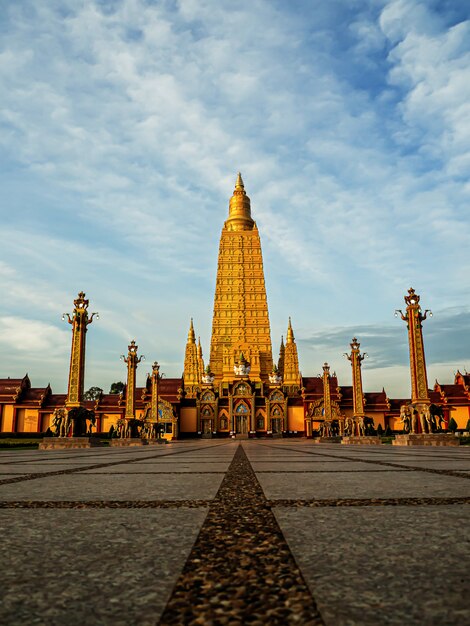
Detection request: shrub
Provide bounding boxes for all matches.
[448,417,458,433]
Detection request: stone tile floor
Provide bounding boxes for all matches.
[0,440,469,625]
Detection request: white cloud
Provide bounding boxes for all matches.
[0,316,69,354]
[0,0,469,395]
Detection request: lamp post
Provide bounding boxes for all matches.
[63,292,98,409]
[121,340,144,421]
[344,338,367,419]
[151,361,160,439]
[395,288,432,405]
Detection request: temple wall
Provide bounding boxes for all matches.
[372,412,386,430]
[450,406,470,429]
[1,405,14,432]
[287,406,304,433]
[101,413,120,432]
[42,413,52,431]
[180,407,197,433]
[16,409,40,433]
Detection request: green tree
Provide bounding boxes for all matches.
[377,424,384,436]
[84,386,103,401]
[109,381,125,394]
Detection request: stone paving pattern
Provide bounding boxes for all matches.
[0,440,469,625]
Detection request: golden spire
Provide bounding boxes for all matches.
[187,318,196,343]
[197,336,205,379]
[282,318,300,390]
[183,319,200,395]
[286,317,295,344]
[226,172,254,231]
[278,336,285,374]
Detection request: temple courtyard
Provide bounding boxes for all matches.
[0,440,469,625]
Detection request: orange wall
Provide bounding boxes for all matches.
[1,405,14,432]
[287,406,304,432]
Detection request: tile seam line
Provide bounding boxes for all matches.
[0,441,237,486]
[249,442,470,479]
[268,496,470,507]
[0,441,234,466]
[0,499,211,509]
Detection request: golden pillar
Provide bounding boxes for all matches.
[396,288,432,404]
[322,363,332,420]
[150,361,160,422]
[63,291,98,409]
[122,340,143,419]
[345,338,366,417]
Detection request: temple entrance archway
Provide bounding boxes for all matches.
[236,415,248,434]
[201,419,212,438]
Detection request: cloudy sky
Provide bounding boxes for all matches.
[0,0,469,398]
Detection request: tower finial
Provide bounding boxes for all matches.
[235,172,244,190]
[187,318,195,343]
[286,317,295,343]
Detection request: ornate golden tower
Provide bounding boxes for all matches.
[345,337,366,417]
[282,318,301,390]
[396,288,432,404]
[63,291,98,409]
[322,362,332,420]
[122,340,143,419]
[183,319,200,397]
[209,174,273,382]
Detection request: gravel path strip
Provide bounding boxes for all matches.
[158,444,324,626]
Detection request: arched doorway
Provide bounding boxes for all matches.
[234,402,249,434]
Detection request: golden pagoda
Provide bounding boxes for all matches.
[209,173,273,383]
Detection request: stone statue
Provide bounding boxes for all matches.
[67,406,96,437]
[430,404,445,431]
[421,405,435,433]
[52,408,70,437]
[344,416,355,436]
[234,352,251,376]
[357,415,366,436]
[116,418,127,438]
[399,405,411,434]
[410,406,418,434]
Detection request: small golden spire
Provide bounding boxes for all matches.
[235,172,244,190]
[286,317,295,344]
[187,318,195,343]
[197,336,203,358]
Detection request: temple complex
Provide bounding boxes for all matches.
[0,175,469,438]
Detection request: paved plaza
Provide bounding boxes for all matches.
[0,440,469,625]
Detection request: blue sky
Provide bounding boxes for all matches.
[0,0,469,398]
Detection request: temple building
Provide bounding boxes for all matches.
[1,176,469,437]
